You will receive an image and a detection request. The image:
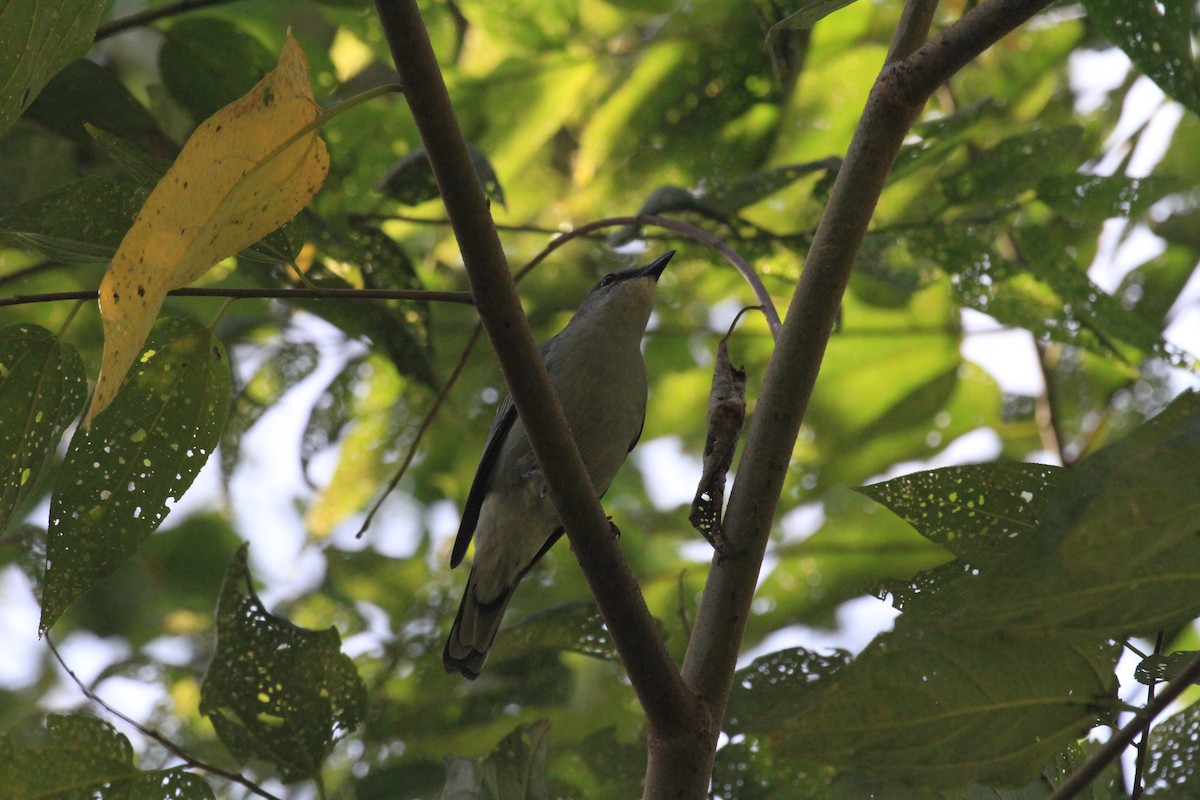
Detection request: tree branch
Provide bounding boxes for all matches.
[0,286,474,308]
[665,0,1055,792]
[1047,648,1200,800]
[372,0,698,739]
[94,0,245,40]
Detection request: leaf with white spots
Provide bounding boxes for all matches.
[88,32,328,424]
[0,714,215,800]
[857,462,1065,559]
[0,324,86,535]
[41,316,231,633]
[201,544,366,782]
[0,0,107,135]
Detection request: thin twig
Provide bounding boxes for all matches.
[0,286,474,309]
[95,0,245,40]
[1130,631,1165,800]
[1048,648,1200,800]
[356,322,484,537]
[46,636,282,800]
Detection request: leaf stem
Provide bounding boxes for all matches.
[208,298,238,330]
[319,84,403,124]
[55,300,88,337]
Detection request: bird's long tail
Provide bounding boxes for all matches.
[443,571,518,679]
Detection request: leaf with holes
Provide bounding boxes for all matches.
[89,32,328,424]
[857,462,1065,559]
[40,316,231,633]
[201,544,366,782]
[0,325,87,535]
[0,713,215,799]
[1083,0,1200,114]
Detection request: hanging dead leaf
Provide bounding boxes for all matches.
[689,338,747,557]
[87,32,329,425]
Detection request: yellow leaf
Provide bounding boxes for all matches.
[88,32,329,425]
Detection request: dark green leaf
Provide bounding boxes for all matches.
[910,391,1200,638]
[769,0,862,33]
[442,720,552,800]
[1145,702,1200,796]
[87,123,173,185]
[1037,174,1188,222]
[158,18,278,124]
[26,59,166,150]
[292,219,438,389]
[857,462,1066,558]
[0,324,86,534]
[300,356,365,482]
[1083,0,1200,114]
[1134,651,1200,687]
[0,713,216,799]
[726,647,851,734]
[941,127,1087,205]
[0,0,108,135]
[496,601,621,664]
[775,632,1119,788]
[201,544,366,782]
[220,340,319,481]
[0,175,147,262]
[379,144,506,207]
[40,316,231,632]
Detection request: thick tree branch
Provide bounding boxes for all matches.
[372,1,697,738]
[664,0,1056,791]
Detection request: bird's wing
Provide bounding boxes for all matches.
[451,395,518,568]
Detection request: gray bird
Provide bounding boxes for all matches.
[444,251,674,679]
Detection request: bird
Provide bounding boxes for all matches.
[444,251,674,679]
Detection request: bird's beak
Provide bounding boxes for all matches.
[638,250,675,281]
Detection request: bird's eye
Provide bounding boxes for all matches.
[598,273,617,288]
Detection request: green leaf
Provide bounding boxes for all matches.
[1083,0,1200,114]
[40,316,231,632]
[1036,174,1188,222]
[296,219,438,390]
[87,122,174,185]
[941,127,1087,206]
[0,713,216,799]
[442,720,552,800]
[769,0,863,33]
[725,647,851,735]
[1145,702,1200,795]
[299,355,364,482]
[0,324,86,534]
[857,462,1066,558]
[220,340,319,481]
[25,59,165,148]
[905,391,1200,638]
[773,631,1119,788]
[201,544,366,782]
[496,601,622,664]
[1134,651,1200,687]
[379,143,506,207]
[158,18,278,124]
[0,0,108,136]
[0,175,148,262]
